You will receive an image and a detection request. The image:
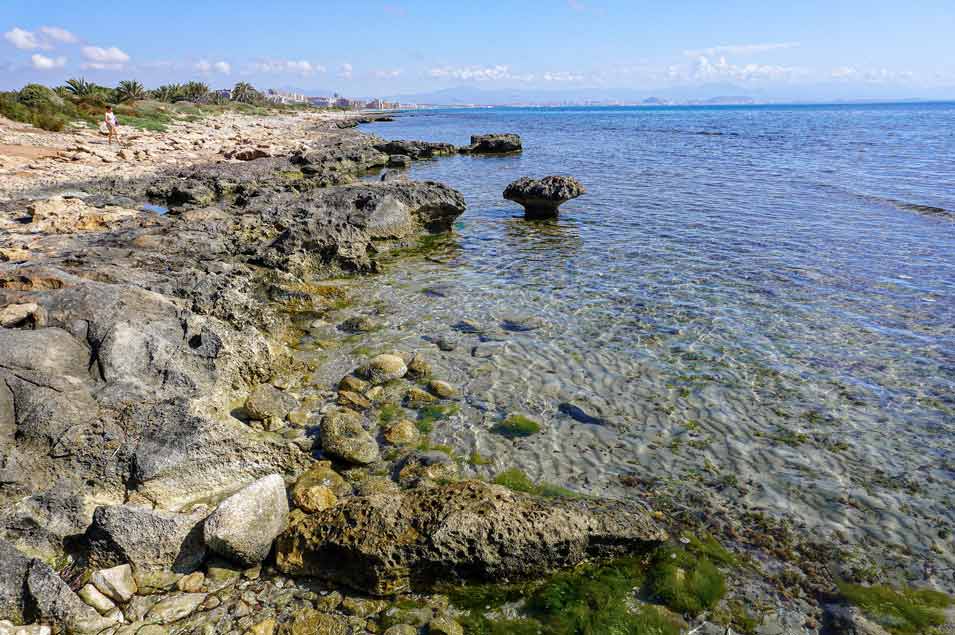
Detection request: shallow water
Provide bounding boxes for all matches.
[329,104,954,575]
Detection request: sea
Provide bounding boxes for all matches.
[337,103,955,578]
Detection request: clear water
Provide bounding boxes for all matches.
[335,104,955,575]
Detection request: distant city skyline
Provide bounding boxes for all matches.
[2,0,954,102]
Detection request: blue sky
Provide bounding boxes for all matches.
[2,0,954,100]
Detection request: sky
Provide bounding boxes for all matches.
[2,0,954,102]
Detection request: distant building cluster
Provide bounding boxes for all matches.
[256,89,417,110]
[265,89,308,105]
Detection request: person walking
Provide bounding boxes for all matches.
[104,106,119,145]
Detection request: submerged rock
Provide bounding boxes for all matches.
[320,409,380,465]
[359,354,408,384]
[373,140,456,160]
[503,176,586,218]
[204,474,289,567]
[459,133,522,154]
[275,479,666,595]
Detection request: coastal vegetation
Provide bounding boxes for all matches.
[838,582,953,634]
[0,78,312,133]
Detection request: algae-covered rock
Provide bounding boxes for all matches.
[320,409,380,464]
[275,480,666,595]
[291,461,350,512]
[360,354,408,384]
[245,384,298,422]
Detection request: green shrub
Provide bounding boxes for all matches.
[491,415,541,438]
[31,111,66,131]
[838,583,952,634]
[18,84,63,109]
[645,547,726,616]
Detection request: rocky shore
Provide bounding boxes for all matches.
[1,111,952,635]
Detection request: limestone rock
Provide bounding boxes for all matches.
[503,176,586,218]
[245,384,298,422]
[291,462,350,513]
[275,480,667,595]
[429,616,464,635]
[320,409,380,465]
[204,474,289,567]
[373,140,456,160]
[359,354,408,384]
[427,380,456,399]
[459,133,522,154]
[383,419,419,446]
[0,540,31,623]
[144,592,206,624]
[0,302,39,328]
[78,584,116,615]
[337,390,371,411]
[25,561,118,634]
[84,504,208,573]
[387,155,412,167]
[91,564,137,603]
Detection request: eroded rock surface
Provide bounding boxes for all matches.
[275,479,666,595]
[503,175,586,218]
[459,133,522,154]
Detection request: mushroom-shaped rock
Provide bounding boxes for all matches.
[204,474,289,567]
[503,176,586,219]
[460,133,522,154]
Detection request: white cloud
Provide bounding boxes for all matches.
[542,71,583,82]
[31,53,66,70]
[39,26,78,44]
[374,69,403,79]
[196,59,231,74]
[4,27,43,50]
[252,59,324,75]
[829,66,914,83]
[429,64,533,81]
[339,63,353,79]
[686,42,800,57]
[81,45,130,69]
[670,55,802,83]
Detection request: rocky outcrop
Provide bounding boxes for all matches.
[0,539,31,623]
[84,504,209,573]
[503,176,586,218]
[459,133,522,154]
[275,480,666,595]
[204,474,289,567]
[373,140,456,160]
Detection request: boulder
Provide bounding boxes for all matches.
[320,409,380,465]
[503,176,586,219]
[359,354,407,384]
[25,561,118,634]
[0,540,32,623]
[387,155,412,167]
[290,462,351,513]
[84,504,209,573]
[90,564,137,604]
[144,592,206,624]
[77,584,116,615]
[275,480,666,595]
[373,140,456,160]
[244,384,297,422]
[383,419,419,446]
[204,474,289,567]
[459,134,522,154]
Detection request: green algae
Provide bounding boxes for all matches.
[378,403,403,425]
[416,403,459,434]
[644,546,726,617]
[469,451,493,466]
[491,415,541,438]
[838,582,953,634]
[492,468,577,499]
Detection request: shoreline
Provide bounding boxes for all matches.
[0,109,951,634]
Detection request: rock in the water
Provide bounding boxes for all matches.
[204,474,289,567]
[383,419,419,446]
[387,155,412,167]
[373,140,456,160]
[320,409,380,465]
[427,380,456,399]
[291,461,350,513]
[244,384,297,422]
[503,176,586,218]
[359,354,408,384]
[339,315,379,333]
[91,564,137,604]
[84,504,209,573]
[275,480,666,595]
[144,592,206,624]
[459,133,522,154]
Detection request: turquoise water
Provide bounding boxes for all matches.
[349,104,955,577]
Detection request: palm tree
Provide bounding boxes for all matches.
[152,84,183,103]
[115,80,146,103]
[181,81,209,103]
[62,78,96,97]
[231,82,261,104]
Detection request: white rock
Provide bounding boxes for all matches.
[204,474,288,566]
[78,583,116,614]
[92,564,137,604]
